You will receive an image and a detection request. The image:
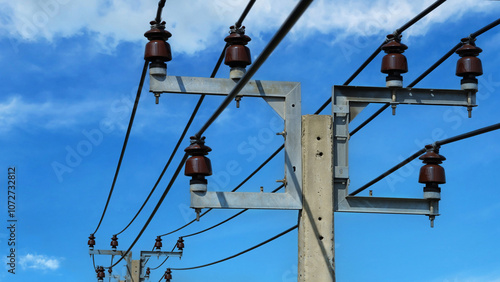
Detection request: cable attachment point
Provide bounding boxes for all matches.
[235,96,242,108]
[381,33,408,88]
[224,25,252,80]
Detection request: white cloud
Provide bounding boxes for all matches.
[19,253,61,271]
[0,0,498,54]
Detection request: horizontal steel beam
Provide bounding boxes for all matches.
[191,191,302,210]
[150,75,298,98]
[336,196,439,215]
[334,85,475,107]
[89,249,130,256]
[140,251,182,258]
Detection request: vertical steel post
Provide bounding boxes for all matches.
[298,115,335,281]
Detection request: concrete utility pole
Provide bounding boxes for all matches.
[299,115,335,281]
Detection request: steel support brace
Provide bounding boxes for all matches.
[332,85,473,216]
[150,75,302,210]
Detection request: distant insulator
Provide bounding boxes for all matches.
[108,267,112,274]
[184,136,212,192]
[154,236,163,250]
[144,20,172,77]
[419,145,446,199]
[88,234,96,250]
[97,266,105,280]
[456,37,483,90]
[381,34,408,88]
[176,237,184,251]
[164,268,172,281]
[110,235,119,249]
[224,25,252,80]
[145,267,151,278]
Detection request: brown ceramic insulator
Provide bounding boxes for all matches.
[88,234,96,248]
[146,267,151,276]
[224,26,252,68]
[144,21,172,62]
[110,235,118,249]
[184,137,212,177]
[108,267,112,274]
[165,268,172,280]
[154,236,163,250]
[177,237,184,250]
[418,145,446,184]
[456,38,483,78]
[381,34,408,75]
[97,266,105,278]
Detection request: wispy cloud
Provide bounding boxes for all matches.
[19,253,61,271]
[0,0,498,54]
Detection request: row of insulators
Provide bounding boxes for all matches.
[381,34,483,90]
[88,234,184,251]
[143,20,484,89]
[144,22,251,80]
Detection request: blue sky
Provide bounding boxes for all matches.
[1,0,500,281]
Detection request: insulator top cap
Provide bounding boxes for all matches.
[225,25,251,45]
[456,38,482,57]
[419,145,446,163]
[144,21,172,41]
[382,34,408,53]
[185,136,212,155]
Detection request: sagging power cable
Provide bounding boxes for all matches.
[349,122,500,196]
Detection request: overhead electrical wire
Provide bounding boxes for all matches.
[114,0,257,237]
[108,0,312,269]
[349,17,500,137]
[168,224,298,272]
[349,122,500,196]
[92,61,148,235]
[93,0,170,235]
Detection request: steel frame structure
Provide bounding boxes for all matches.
[332,85,475,218]
[150,75,302,210]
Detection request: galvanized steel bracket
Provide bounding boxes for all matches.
[332,85,475,215]
[150,75,302,210]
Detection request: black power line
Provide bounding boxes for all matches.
[170,224,298,271]
[114,0,256,237]
[349,122,500,196]
[93,61,148,234]
[155,0,167,24]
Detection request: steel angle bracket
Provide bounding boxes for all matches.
[332,85,475,215]
[150,75,302,210]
